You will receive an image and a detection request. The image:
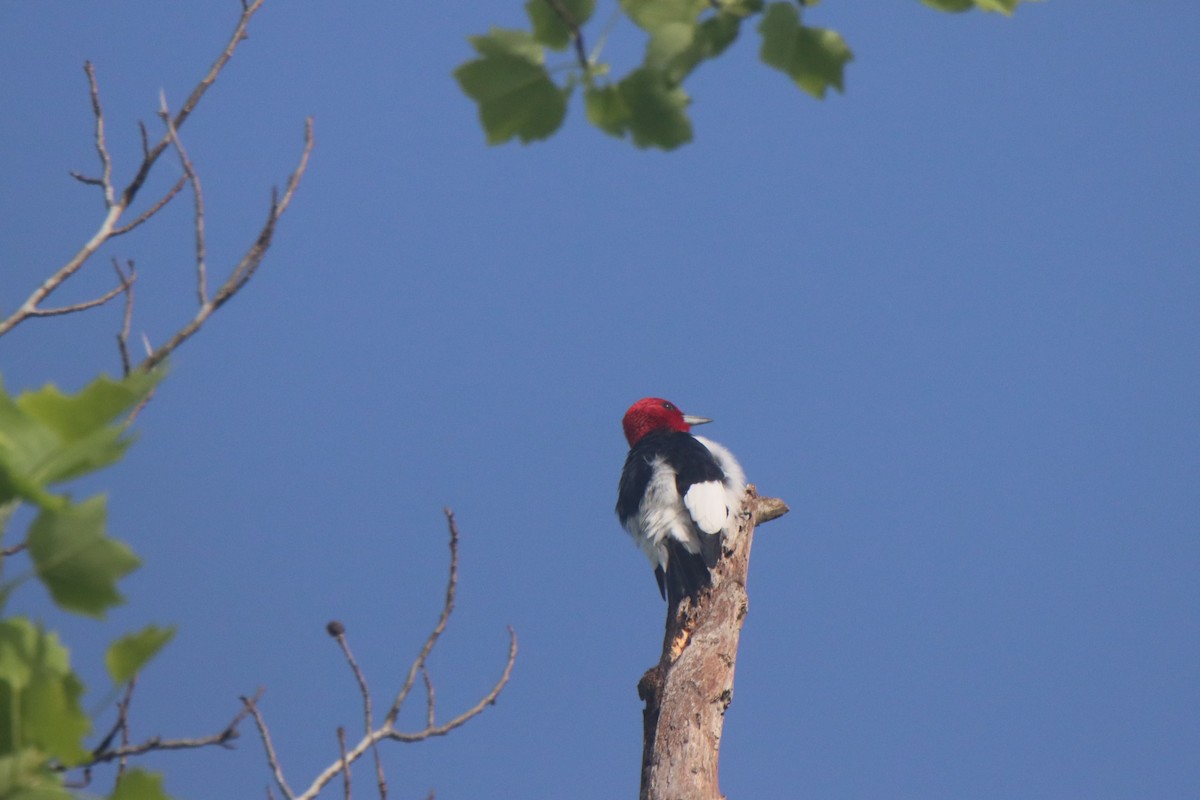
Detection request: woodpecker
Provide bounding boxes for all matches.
[616,397,746,605]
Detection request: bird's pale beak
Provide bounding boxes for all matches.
[683,414,712,426]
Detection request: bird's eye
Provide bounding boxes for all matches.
[662,402,675,410]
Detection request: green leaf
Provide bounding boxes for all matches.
[0,619,91,766]
[723,0,766,15]
[587,68,692,150]
[621,0,708,65]
[664,11,743,83]
[0,372,160,506]
[110,768,170,800]
[973,0,1020,12]
[0,391,59,508]
[106,625,176,684]
[758,2,853,98]
[526,0,596,50]
[456,30,570,144]
[0,619,71,691]
[15,371,158,443]
[621,0,706,34]
[922,0,1028,12]
[921,0,974,10]
[28,496,140,618]
[623,69,693,149]
[585,85,632,136]
[467,27,546,62]
[22,671,89,766]
[0,749,72,800]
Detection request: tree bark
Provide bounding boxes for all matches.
[638,486,788,800]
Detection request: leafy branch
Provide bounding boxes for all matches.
[456,0,1039,149]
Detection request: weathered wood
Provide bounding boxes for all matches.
[638,486,789,800]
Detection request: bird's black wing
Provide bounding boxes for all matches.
[616,442,657,525]
[661,433,729,568]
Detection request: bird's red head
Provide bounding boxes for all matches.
[622,397,712,447]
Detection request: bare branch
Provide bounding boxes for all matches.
[0,0,270,338]
[158,91,209,305]
[86,692,251,767]
[243,691,295,800]
[282,514,516,800]
[290,626,517,800]
[753,494,790,524]
[139,117,314,372]
[387,626,517,743]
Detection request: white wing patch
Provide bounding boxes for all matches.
[693,435,747,545]
[683,480,728,535]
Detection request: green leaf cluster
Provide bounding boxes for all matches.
[456,0,1041,148]
[922,0,1036,14]
[1,371,158,616]
[0,371,173,800]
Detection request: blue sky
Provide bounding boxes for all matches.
[2,2,1198,798]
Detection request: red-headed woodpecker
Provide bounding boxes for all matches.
[616,397,746,605]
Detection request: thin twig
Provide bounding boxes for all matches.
[87,693,251,766]
[421,666,435,729]
[0,542,27,558]
[242,690,295,800]
[110,175,187,237]
[337,727,351,800]
[385,508,460,726]
[328,621,388,800]
[69,171,106,188]
[387,626,517,743]
[26,278,128,318]
[117,675,134,780]
[91,676,137,766]
[159,90,208,305]
[118,0,268,211]
[138,120,150,160]
[542,0,590,70]
[114,259,136,375]
[83,61,115,208]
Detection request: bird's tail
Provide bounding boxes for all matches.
[662,538,713,607]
